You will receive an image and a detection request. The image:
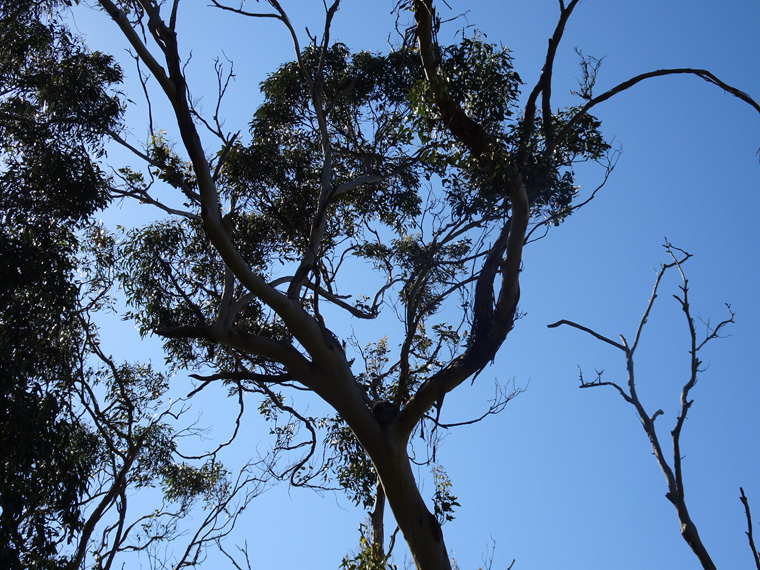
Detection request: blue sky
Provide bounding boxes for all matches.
[70,1,760,568]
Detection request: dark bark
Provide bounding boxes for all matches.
[740,488,760,570]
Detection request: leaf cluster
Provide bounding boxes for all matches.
[431,465,460,525]
[117,217,286,369]
[0,1,122,225]
[340,522,398,570]
[221,43,425,256]
[325,417,377,508]
[0,3,122,567]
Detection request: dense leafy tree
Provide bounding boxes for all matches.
[94,1,760,568]
[0,2,121,567]
[3,1,759,569]
[1,4,258,569]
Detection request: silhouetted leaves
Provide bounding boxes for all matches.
[0,2,122,567]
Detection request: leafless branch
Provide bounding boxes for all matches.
[630,244,690,353]
[425,379,523,429]
[575,366,633,404]
[571,48,605,101]
[170,463,268,570]
[217,539,253,570]
[740,487,760,570]
[250,382,324,489]
[549,243,730,570]
[98,0,177,101]
[547,319,625,351]
[523,0,581,152]
[555,68,760,152]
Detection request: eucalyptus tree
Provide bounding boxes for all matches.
[81,1,760,568]
[7,0,759,568]
[0,1,121,566]
[94,0,614,566]
[1,3,266,569]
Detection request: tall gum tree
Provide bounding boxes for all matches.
[35,0,760,568]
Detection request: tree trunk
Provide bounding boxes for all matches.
[318,369,451,570]
[372,434,452,570]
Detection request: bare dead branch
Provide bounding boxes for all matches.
[425,379,523,429]
[547,319,625,351]
[170,463,268,570]
[549,244,727,569]
[572,48,605,100]
[740,488,760,570]
[630,244,690,353]
[576,366,633,403]
[555,68,760,152]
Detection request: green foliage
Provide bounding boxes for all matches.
[408,34,521,140]
[222,43,425,256]
[0,4,614,565]
[148,130,198,192]
[517,108,610,224]
[0,2,122,567]
[340,523,398,570]
[405,33,609,222]
[326,418,377,508]
[118,217,280,369]
[0,386,98,570]
[431,465,460,525]
[127,37,608,390]
[161,461,229,504]
[119,219,220,333]
[357,232,471,317]
[0,3,122,224]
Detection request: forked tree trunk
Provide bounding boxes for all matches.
[372,435,452,570]
[316,369,453,570]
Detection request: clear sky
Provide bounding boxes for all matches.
[70,1,760,568]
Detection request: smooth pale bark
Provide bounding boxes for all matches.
[322,369,453,569]
[371,428,451,570]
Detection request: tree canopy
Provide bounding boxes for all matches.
[0,2,121,566]
[2,1,759,569]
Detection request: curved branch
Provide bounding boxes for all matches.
[547,319,625,351]
[523,0,581,152]
[397,172,528,436]
[98,0,177,102]
[554,68,760,150]
[413,0,490,157]
[398,0,531,437]
[740,488,760,570]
